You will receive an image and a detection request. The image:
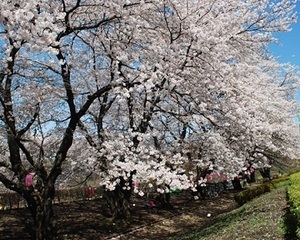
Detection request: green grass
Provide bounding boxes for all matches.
[168,187,288,240]
[274,179,290,189]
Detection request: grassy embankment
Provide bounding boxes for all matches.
[169,179,291,240]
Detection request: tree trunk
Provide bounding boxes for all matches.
[35,198,56,240]
[156,191,173,209]
[232,177,242,190]
[104,172,136,221]
[104,187,131,221]
[247,170,256,183]
[259,167,271,180]
[193,166,212,199]
[25,188,57,240]
[151,185,172,209]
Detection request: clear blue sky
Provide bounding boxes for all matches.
[268,1,300,100]
[269,21,300,66]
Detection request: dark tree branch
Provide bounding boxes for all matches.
[18,104,40,137]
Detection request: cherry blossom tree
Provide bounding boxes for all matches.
[0,0,299,239]
[66,0,300,219]
[0,1,122,239]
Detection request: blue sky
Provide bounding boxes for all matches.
[269,21,300,66]
[268,1,300,99]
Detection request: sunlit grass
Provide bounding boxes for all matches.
[168,187,287,240]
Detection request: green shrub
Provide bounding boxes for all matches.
[287,172,300,238]
[234,184,271,206]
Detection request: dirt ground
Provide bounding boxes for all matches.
[0,190,238,240]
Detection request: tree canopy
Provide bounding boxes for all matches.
[0,0,299,239]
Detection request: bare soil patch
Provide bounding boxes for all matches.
[0,190,238,240]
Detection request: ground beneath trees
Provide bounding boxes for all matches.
[169,187,289,240]
[0,190,238,240]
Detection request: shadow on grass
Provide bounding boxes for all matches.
[282,205,298,240]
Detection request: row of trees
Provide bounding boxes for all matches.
[0,0,299,239]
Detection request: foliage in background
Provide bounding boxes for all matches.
[0,186,103,210]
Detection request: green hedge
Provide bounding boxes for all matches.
[287,172,300,238]
[234,184,271,206]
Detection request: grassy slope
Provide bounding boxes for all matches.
[168,187,288,240]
